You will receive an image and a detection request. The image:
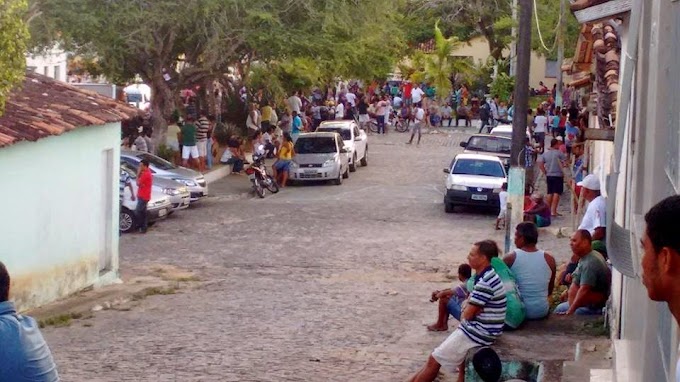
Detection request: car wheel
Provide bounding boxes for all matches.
[360,147,368,166]
[445,202,455,213]
[333,171,343,185]
[119,208,137,233]
[349,154,357,172]
[343,166,349,179]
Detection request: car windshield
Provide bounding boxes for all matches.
[453,159,505,177]
[137,153,176,170]
[465,136,512,154]
[126,93,143,103]
[121,163,137,178]
[295,137,337,154]
[317,127,351,140]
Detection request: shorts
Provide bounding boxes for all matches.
[274,159,291,172]
[498,208,507,219]
[432,329,481,373]
[197,140,207,157]
[182,145,199,160]
[535,215,551,227]
[546,176,564,195]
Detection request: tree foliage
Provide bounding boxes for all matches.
[0,0,29,116]
[531,0,580,60]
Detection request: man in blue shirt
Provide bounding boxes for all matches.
[0,261,60,382]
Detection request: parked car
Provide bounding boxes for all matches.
[119,167,173,233]
[121,150,208,202]
[289,132,350,185]
[459,134,511,168]
[442,153,507,213]
[316,120,368,172]
[121,162,190,212]
[490,124,531,141]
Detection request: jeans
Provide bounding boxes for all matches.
[206,139,213,169]
[441,117,452,127]
[479,118,491,133]
[225,157,244,173]
[135,199,148,232]
[377,115,386,134]
[554,302,603,315]
[446,298,462,321]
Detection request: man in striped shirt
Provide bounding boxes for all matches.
[409,240,507,382]
[196,113,211,173]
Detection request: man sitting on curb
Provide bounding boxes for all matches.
[503,222,557,320]
[409,241,507,382]
[426,264,472,331]
[555,230,611,315]
[0,261,60,381]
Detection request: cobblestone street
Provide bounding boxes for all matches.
[43,129,574,382]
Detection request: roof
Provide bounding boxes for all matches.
[297,132,339,138]
[0,71,141,149]
[318,121,355,130]
[455,153,505,162]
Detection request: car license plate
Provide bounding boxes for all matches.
[304,169,317,174]
[471,194,487,201]
[158,208,167,217]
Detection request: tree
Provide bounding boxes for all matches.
[0,0,29,116]
[531,0,580,60]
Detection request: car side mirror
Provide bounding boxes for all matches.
[340,148,348,153]
[443,168,450,174]
[354,136,362,141]
[459,142,468,148]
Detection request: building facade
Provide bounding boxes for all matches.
[26,46,68,83]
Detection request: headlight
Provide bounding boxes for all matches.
[173,178,197,187]
[492,188,502,193]
[290,161,299,169]
[450,185,467,191]
[323,159,335,167]
[163,188,180,196]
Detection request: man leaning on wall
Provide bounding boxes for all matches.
[0,261,60,382]
[640,195,680,382]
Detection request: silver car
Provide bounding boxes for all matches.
[121,150,208,202]
[289,132,350,185]
[121,162,190,212]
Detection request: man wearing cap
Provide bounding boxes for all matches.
[577,174,607,254]
[639,196,680,382]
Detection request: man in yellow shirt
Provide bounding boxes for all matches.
[261,102,273,132]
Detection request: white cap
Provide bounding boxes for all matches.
[556,136,564,141]
[577,174,601,191]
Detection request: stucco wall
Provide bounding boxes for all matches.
[26,47,68,82]
[0,123,121,311]
[452,37,558,89]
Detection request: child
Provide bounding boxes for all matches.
[495,182,509,230]
[426,264,473,331]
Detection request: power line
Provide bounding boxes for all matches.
[533,0,561,53]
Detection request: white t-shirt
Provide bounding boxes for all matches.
[335,103,345,119]
[499,191,509,211]
[412,87,425,104]
[534,115,548,133]
[345,92,356,107]
[414,107,425,122]
[578,195,607,235]
[288,96,302,113]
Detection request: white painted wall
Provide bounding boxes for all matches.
[26,47,68,82]
[0,123,121,311]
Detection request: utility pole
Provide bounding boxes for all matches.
[555,0,565,107]
[507,0,533,243]
[510,0,518,77]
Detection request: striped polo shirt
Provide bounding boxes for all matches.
[460,266,507,346]
[119,170,131,203]
[196,117,210,141]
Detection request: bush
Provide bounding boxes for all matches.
[156,144,178,163]
[212,121,241,147]
[489,73,515,102]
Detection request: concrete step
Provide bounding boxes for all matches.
[561,339,612,382]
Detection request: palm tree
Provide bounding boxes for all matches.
[423,21,471,102]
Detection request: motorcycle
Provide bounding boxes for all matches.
[245,145,279,198]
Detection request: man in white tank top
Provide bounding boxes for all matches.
[503,222,557,320]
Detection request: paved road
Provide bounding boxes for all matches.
[43,130,572,382]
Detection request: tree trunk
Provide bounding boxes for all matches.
[148,72,176,148]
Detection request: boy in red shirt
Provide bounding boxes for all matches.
[136,159,153,233]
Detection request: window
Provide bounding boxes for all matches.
[43,66,49,76]
[317,127,351,140]
[294,137,337,154]
[53,65,61,81]
[453,159,505,178]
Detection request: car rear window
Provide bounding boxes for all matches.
[466,136,511,154]
[453,159,505,177]
[138,153,176,170]
[295,137,337,154]
[317,127,351,140]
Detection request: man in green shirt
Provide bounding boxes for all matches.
[181,114,199,170]
[555,229,611,315]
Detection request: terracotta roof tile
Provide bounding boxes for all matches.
[0,72,141,149]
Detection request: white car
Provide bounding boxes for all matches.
[490,124,531,140]
[443,153,507,213]
[121,162,190,212]
[316,120,368,172]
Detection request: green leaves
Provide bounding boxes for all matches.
[0,0,29,116]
